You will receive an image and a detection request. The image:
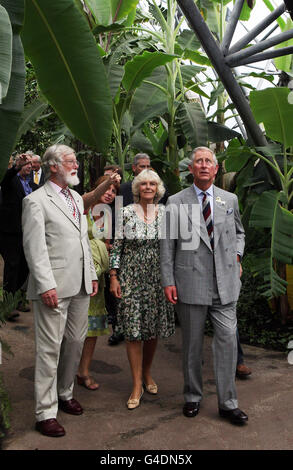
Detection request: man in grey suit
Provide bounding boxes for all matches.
[160,146,248,425]
[22,144,98,437]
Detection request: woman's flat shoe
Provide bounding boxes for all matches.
[144,382,158,395]
[127,388,144,410]
[76,375,99,391]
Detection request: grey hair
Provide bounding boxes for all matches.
[132,169,165,204]
[42,144,75,179]
[32,154,41,162]
[190,146,218,166]
[133,153,150,166]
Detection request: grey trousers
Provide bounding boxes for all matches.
[33,289,90,421]
[176,295,238,410]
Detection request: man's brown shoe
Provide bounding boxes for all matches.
[35,418,65,437]
[58,398,83,415]
[236,364,252,379]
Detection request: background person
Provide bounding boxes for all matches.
[77,175,120,390]
[30,153,45,186]
[0,153,37,320]
[109,169,175,410]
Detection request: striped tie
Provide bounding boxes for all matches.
[202,192,213,249]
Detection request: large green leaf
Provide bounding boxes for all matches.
[0,0,25,180]
[250,88,293,148]
[274,18,293,73]
[207,121,241,145]
[175,102,208,148]
[130,67,168,129]
[21,0,112,152]
[15,97,47,143]
[85,0,139,26]
[0,5,12,101]
[176,29,201,51]
[249,191,293,298]
[123,51,177,92]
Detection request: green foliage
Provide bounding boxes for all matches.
[250,88,293,148]
[0,287,21,440]
[0,373,11,439]
[0,0,25,180]
[205,253,293,352]
[21,0,113,152]
[0,4,12,101]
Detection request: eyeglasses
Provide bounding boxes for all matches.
[62,159,79,166]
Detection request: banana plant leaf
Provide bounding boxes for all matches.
[0,4,12,101]
[250,88,293,149]
[15,97,48,143]
[175,102,208,149]
[123,51,177,93]
[207,121,241,145]
[249,190,293,298]
[85,0,138,26]
[0,0,25,180]
[21,0,112,152]
[130,67,168,130]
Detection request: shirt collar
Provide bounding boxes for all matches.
[17,173,30,182]
[49,180,68,195]
[193,183,214,198]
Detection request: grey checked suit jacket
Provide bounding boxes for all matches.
[22,181,97,300]
[160,185,245,306]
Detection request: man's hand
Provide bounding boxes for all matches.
[41,288,58,309]
[15,153,31,170]
[91,280,98,297]
[110,170,121,185]
[164,285,178,304]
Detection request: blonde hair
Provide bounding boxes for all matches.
[132,169,165,203]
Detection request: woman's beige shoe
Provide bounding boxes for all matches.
[127,388,144,410]
[144,382,158,395]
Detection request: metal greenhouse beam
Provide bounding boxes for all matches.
[176,0,267,146]
[229,3,286,54]
[222,0,245,55]
[226,29,293,64]
[228,45,293,67]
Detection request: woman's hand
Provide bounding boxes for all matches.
[110,276,122,299]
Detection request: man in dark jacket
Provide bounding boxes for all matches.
[0,154,38,319]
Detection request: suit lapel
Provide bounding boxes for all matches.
[44,182,81,230]
[213,186,226,250]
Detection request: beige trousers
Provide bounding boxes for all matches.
[33,289,89,422]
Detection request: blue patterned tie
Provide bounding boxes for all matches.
[202,192,213,249]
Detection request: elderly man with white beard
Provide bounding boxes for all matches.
[22,144,98,437]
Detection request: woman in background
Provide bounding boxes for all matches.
[77,175,120,390]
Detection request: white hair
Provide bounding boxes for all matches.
[190,146,218,166]
[132,169,165,203]
[42,144,75,179]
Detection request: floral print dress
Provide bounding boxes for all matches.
[109,204,175,341]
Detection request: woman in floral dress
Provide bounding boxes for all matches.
[77,175,120,390]
[109,169,175,409]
